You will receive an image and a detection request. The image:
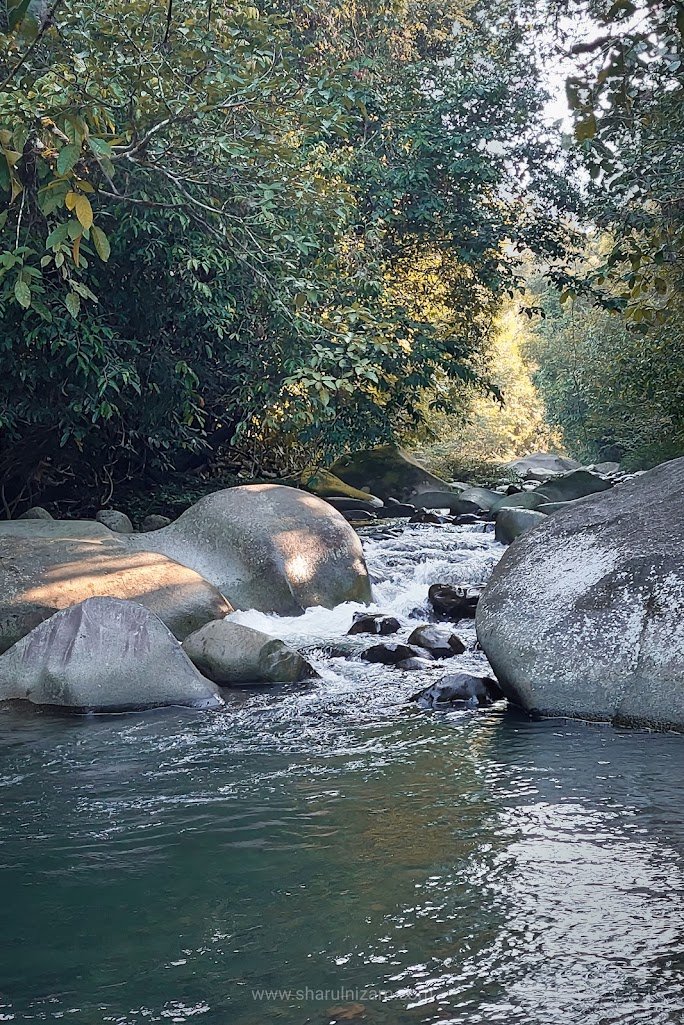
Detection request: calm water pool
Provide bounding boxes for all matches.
[1,523,683,1024]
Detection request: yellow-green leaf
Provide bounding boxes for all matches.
[65,292,81,318]
[14,279,31,308]
[575,114,597,143]
[74,195,93,229]
[65,191,78,210]
[91,225,111,262]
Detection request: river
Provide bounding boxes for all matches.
[1,521,683,1024]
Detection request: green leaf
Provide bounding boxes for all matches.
[91,225,111,262]
[65,292,81,318]
[14,278,31,308]
[7,0,32,30]
[88,137,112,158]
[56,144,81,177]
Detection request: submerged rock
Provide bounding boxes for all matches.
[348,613,401,636]
[131,484,371,615]
[477,456,684,730]
[329,446,454,504]
[0,523,231,654]
[407,624,466,658]
[412,673,504,709]
[0,597,224,712]
[428,583,483,620]
[182,620,314,685]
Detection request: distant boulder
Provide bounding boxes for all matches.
[329,446,454,504]
[534,469,613,504]
[96,509,134,533]
[18,507,53,520]
[507,452,580,477]
[0,598,224,712]
[301,468,383,507]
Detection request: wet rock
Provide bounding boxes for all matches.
[96,509,134,533]
[410,510,453,524]
[381,498,417,517]
[141,514,172,531]
[397,657,437,670]
[407,624,466,658]
[453,513,481,525]
[428,583,483,620]
[0,597,224,712]
[414,492,480,515]
[182,620,314,685]
[18,506,53,520]
[452,487,501,513]
[348,613,401,636]
[325,497,381,515]
[412,673,504,709]
[495,508,547,545]
[131,484,371,615]
[361,642,432,665]
[342,509,378,526]
[491,491,549,514]
[329,446,455,504]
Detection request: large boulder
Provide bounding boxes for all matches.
[477,457,684,730]
[507,452,580,476]
[0,598,224,712]
[132,484,371,615]
[182,620,314,685]
[490,491,549,514]
[0,522,231,654]
[329,446,454,503]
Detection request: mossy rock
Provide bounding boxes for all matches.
[301,469,382,507]
[329,446,454,503]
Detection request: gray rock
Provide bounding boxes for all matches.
[452,486,501,513]
[17,506,53,520]
[96,509,134,533]
[0,525,231,654]
[397,657,437,670]
[407,624,466,658]
[410,509,455,524]
[131,484,371,615]
[495,508,548,544]
[415,491,480,514]
[142,514,172,531]
[592,461,621,475]
[324,497,381,515]
[477,456,684,730]
[507,452,580,476]
[182,620,314,685]
[329,446,455,504]
[0,598,224,712]
[534,469,613,504]
[491,491,549,514]
[412,673,504,709]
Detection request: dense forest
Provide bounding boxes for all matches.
[1,0,683,511]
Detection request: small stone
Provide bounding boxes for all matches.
[407,624,466,658]
[96,509,134,533]
[412,673,503,709]
[428,583,483,619]
[141,514,172,531]
[397,657,436,670]
[18,506,53,520]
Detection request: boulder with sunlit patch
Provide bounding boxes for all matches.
[131,484,372,615]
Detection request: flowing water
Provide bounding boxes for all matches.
[1,522,684,1024]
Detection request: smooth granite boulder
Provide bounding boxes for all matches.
[534,469,614,504]
[182,620,314,685]
[0,598,224,711]
[132,484,371,615]
[494,508,548,545]
[329,446,454,503]
[490,491,549,514]
[18,506,53,520]
[477,457,684,730]
[301,468,383,507]
[415,491,483,515]
[0,521,231,654]
[96,509,134,533]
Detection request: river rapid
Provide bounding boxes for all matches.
[1,521,683,1024]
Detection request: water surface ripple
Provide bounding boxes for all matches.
[0,522,683,1024]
